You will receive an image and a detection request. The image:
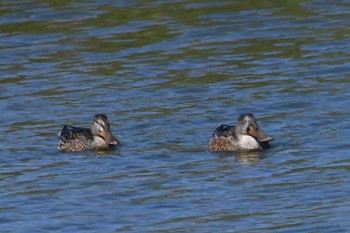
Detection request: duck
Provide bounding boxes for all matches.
[58,114,119,152]
[208,113,272,152]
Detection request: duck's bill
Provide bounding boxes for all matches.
[107,137,118,145]
[101,130,119,145]
[249,127,272,142]
[106,134,118,145]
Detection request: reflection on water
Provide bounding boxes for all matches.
[218,150,270,164]
[1,0,350,232]
[236,151,268,164]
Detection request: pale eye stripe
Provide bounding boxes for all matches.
[98,120,106,127]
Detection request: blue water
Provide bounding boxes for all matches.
[1,0,350,232]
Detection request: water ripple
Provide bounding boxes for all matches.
[1,0,350,232]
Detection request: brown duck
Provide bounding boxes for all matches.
[208,113,272,152]
[58,114,119,152]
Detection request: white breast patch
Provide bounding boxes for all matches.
[238,135,260,149]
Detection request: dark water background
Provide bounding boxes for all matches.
[1,0,350,232]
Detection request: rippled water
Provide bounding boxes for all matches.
[1,0,350,232]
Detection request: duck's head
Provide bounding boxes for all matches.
[91,114,118,145]
[235,113,272,143]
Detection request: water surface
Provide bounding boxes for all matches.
[1,0,350,232]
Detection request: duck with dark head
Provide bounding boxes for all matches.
[208,113,272,152]
[58,114,119,152]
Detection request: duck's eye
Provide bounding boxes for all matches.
[95,120,105,127]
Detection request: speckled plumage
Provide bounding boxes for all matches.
[58,114,118,152]
[208,113,272,152]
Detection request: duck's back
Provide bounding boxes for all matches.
[208,124,239,152]
[58,126,94,152]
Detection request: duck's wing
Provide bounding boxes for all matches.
[212,124,236,138]
[58,125,93,140]
[58,126,94,152]
[208,124,238,152]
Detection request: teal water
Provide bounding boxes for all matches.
[1,0,350,232]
